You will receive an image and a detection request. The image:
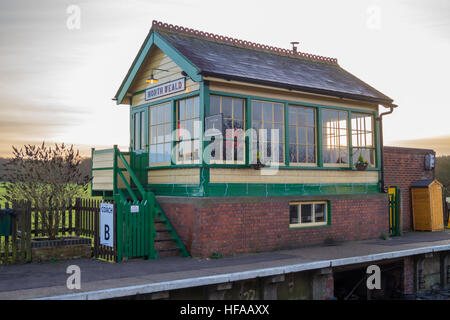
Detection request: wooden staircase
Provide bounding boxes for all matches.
[100,146,189,260]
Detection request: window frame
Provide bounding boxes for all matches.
[208,95,246,165]
[251,100,285,165]
[149,101,172,166]
[175,95,201,165]
[321,108,350,168]
[288,104,318,167]
[351,112,376,168]
[289,201,329,228]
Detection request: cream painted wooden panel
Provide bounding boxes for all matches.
[148,168,200,184]
[130,46,200,107]
[210,168,378,184]
[92,151,114,169]
[117,155,130,169]
[117,170,131,189]
[92,170,114,190]
[208,79,378,112]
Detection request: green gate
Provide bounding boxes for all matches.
[115,198,156,261]
[388,186,400,236]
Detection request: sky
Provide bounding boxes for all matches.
[0,0,449,157]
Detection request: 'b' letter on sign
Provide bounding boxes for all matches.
[66,265,81,290]
[366,265,381,290]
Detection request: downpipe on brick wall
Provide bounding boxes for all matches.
[377,104,397,193]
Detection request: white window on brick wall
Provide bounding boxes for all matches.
[289,201,328,227]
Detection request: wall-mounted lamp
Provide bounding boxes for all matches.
[146,68,169,84]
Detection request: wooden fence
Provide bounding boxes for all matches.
[0,198,117,264]
[0,201,32,264]
[75,198,116,262]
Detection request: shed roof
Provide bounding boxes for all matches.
[152,21,394,105]
[411,179,440,188]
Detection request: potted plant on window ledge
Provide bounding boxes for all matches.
[355,154,369,171]
[251,150,266,170]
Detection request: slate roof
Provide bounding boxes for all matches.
[152,21,394,105]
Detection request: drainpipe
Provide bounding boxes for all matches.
[377,104,397,192]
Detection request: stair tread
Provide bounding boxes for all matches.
[157,248,180,252]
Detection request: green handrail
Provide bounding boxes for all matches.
[115,146,146,198]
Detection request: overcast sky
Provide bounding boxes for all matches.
[0,0,449,156]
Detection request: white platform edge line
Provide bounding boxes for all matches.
[34,243,450,300]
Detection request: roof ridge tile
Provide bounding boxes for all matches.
[151,20,338,65]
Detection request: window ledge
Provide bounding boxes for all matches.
[289,223,330,230]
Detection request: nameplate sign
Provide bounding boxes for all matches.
[145,78,186,101]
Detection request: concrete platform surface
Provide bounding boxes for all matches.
[1,231,450,300]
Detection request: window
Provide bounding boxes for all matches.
[351,113,375,167]
[289,202,327,227]
[149,102,171,164]
[176,96,200,163]
[288,105,316,165]
[322,109,348,166]
[251,101,284,164]
[209,95,245,163]
[133,110,146,151]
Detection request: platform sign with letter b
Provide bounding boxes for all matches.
[100,203,114,247]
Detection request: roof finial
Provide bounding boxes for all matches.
[290,42,299,53]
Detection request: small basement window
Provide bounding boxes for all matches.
[289,201,328,227]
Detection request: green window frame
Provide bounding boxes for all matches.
[176,96,201,164]
[351,112,375,168]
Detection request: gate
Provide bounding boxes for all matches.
[115,198,156,262]
[388,186,400,236]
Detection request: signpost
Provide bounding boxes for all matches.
[145,78,185,101]
[100,202,114,248]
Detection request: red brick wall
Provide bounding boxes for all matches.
[383,146,435,232]
[158,194,388,258]
[402,256,415,294]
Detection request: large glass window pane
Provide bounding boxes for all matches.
[288,105,316,165]
[176,96,201,163]
[315,203,326,222]
[252,101,285,164]
[289,205,299,224]
[222,97,232,118]
[134,114,139,150]
[209,95,246,163]
[149,102,172,164]
[322,109,348,165]
[210,96,220,115]
[351,113,375,167]
[274,103,283,123]
[301,204,313,223]
[252,102,262,121]
[263,103,272,121]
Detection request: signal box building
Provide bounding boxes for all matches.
[92,21,400,258]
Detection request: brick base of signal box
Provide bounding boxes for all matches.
[157,194,389,258]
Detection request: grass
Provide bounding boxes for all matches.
[0,181,102,238]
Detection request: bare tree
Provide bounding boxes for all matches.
[1,142,90,239]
